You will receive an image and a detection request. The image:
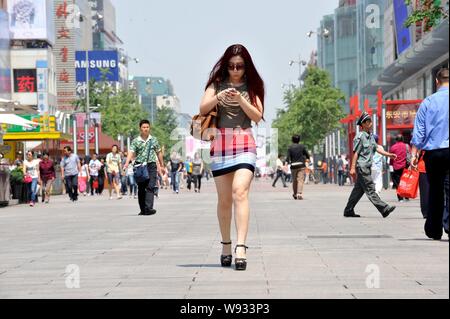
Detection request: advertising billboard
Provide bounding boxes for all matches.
[393,0,412,55]
[0,10,11,99]
[75,50,120,82]
[7,0,55,44]
[3,115,56,133]
[13,69,37,93]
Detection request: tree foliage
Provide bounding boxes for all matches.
[73,80,148,141]
[404,0,448,31]
[152,106,179,161]
[74,79,180,159]
[99,89,148,140]
[272,66,345,154]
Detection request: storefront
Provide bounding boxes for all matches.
[341,92,422,157]
[1,114,70,161]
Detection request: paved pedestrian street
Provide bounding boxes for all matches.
[0,180,448,299]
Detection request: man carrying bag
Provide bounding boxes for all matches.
[124,120,166,216]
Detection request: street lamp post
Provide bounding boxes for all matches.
[146,78,163,125]
[307,28,331,39]
[382,103,389,190]
[289,57,307,88]
[72,115,78,155]
[93,119,99,155]
[84,51,90,158]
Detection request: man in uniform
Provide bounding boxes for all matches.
[344,112,398,218]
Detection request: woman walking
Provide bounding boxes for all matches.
[169,152,182,194]
[78,157,90,196]
[126,160,137,199]
[88,153,101,196]
[192,152,204,193]
[23,151,39,207]
[38,152,56,203]
[106,145,123,200]
[97,158,107,195]
[199,44,264,271]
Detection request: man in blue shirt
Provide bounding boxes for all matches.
[411,68,449,240]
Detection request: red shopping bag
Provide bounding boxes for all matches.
[78,177,87,193]
[92,179,99,190]
[397,169,420,199]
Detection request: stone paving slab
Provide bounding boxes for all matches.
[0,179,448,299]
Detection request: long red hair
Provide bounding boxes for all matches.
[205,44,265,116]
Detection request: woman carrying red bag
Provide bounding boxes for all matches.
[397,167,420,200]
[417,152,429,219]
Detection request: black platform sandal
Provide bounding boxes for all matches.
[220,242,232,267]
[234,245,249,271]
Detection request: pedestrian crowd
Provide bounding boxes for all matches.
[1,46,447,275]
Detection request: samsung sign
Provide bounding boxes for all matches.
[75,51,119,82]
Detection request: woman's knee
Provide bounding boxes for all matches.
[232,187,249,203]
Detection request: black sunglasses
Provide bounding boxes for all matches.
[228,63,245,71]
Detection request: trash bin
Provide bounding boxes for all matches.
[52,165,64,195]
[0,160,10,207]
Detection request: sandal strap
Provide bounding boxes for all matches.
[234,244,249,252]
[221,241,232,245]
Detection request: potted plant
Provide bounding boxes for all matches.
[10,167,27,203]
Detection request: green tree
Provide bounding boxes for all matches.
[73,80,148,141]
[272,66,345,154]
[98,88,148,140]
[404,0,448,31]
[151,106,179,161]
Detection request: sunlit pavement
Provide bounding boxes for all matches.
[0,179,448,299]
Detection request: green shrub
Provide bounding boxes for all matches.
[10,168,24,184]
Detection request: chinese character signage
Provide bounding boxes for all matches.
[386,103,420,129]
[54,0,76,112]
[75,51,120,82]
[13,69,37,93]
[7,0,55,45]
[36,60,49,113]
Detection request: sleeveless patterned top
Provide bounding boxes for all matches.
[216,81,252,129]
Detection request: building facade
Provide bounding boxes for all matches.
[0,2,11,100]
[7,0,57,114]
[318,1,358,112]
[356,0,386,104]
[132,76,177,122]
[362,0,448,148]
[90,0,121,50]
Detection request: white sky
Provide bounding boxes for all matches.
[111,0,336,126]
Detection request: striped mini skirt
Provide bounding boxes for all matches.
[210,128,257,178]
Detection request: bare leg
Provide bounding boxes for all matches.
[232,169,254,259]
[114,181,122,198]
[214,173,234,256]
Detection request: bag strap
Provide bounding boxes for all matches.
[213,82,219,113]
[144,138,153,164]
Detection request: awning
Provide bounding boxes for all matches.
[0,114,40,128]
[0,98,12,104]
[362,18,449,95]
[2,131,71,141]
